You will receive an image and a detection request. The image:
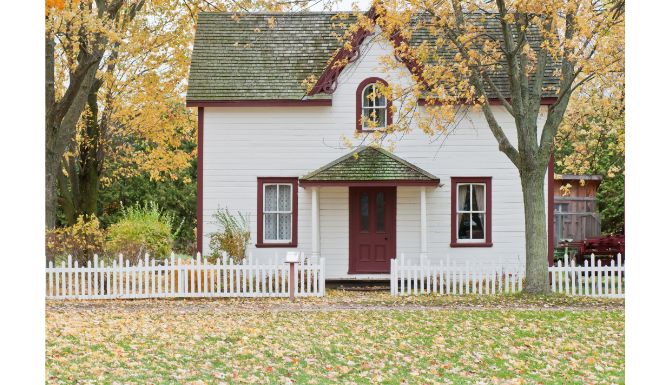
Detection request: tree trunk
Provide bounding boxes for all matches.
[45,0,145,228]
[45,35,57,229]
[46,134,60,228]
[80,90,101,216]
[520,169,550,293]
[57,165,76,225]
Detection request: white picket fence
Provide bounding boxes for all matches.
[391,253,625,298]
[46,252,326,299]
[549,253,625,298]
[390,254,525,295]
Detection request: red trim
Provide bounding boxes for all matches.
[348,186,397,274]
[308,8,378,96]
[450,242,493,248]
[450,177,493,248]
[186,99,331,107]
[196,107,204,253]
[548,153,555,266]
[300,180,439,187]
[305,6,559,107]
[389,34,428,88]
[419,97,559,106]
[355,77,393,133]
[256,177,299,248]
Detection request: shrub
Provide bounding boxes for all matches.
[106,202,177,263]
[209,209,250,263]
[46,215,105,265]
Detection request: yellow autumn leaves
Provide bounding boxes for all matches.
[47,0,197,185]
[46,295,624,384]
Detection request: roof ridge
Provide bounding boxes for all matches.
[371,147,440,181]
[300,145,440,182]
[300,146,368,180]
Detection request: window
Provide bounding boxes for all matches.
[356,77,392,132]
[361,83,387,129]
[256,177,298,247]
[450,177,492,247]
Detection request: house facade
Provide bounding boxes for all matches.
[186,11,555,279]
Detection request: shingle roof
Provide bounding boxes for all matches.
[300,146,440,182]
[187,12,348,101]
[187,11,561,102]
[412,13,562,98]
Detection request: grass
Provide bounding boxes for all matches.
[46,292,624,384]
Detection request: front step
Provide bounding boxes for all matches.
[326,280,390,291]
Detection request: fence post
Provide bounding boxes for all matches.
[616,253,623,296]
[178,259,184,296]
[48,261,54,298]
[401,256,405,295]
[319,257,326,297]
[289,261,296,301]
[170,253,175,295]
[391,258,396,295]
[590,253,596,296]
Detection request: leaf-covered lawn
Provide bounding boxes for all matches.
[46,293,624,384]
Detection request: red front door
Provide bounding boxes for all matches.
[349,187,396,274]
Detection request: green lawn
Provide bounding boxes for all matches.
[46,293,624,384]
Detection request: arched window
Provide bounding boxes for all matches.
[356,77,392,132]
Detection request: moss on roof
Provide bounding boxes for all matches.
[300,146,440,182]
[186,12,561,102]
[187,12,350,101]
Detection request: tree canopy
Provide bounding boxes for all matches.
[339,0,624,292]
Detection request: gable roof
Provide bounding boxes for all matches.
[187,12,350,102]
[299,146,440,185]
[187,11,561,104]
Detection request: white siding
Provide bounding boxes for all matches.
[202,33,548,279]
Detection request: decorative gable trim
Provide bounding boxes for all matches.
[307,6,558,107]
[307,8,378,96]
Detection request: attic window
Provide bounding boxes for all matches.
[356,77,392,132]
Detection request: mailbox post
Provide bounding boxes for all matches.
[285,252,300,302]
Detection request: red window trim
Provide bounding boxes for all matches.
[450,177,493,248]
[356,77,393,133]
[256,177,299,248]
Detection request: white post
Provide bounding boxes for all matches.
[420,186,428,259]
[311,187,321,258]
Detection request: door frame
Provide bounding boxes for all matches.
[348,186,397,274]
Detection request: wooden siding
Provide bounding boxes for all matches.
[201,32,548,279]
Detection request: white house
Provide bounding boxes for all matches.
[186,10,556,280]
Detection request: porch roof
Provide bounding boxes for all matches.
[299,146,440,186]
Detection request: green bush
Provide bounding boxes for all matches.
[98,165,196,255]
[106,202,178,263]
[209,209,250,263]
